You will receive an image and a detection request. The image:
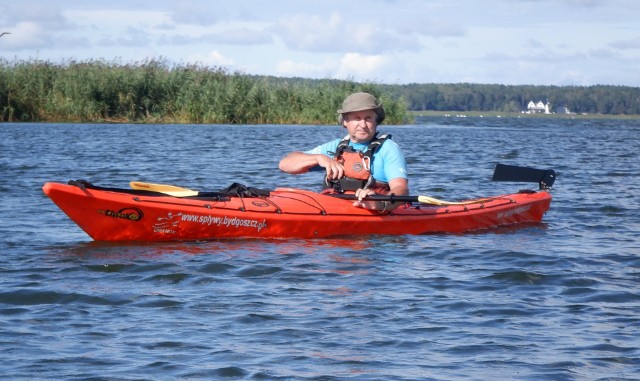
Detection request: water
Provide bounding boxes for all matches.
[1,117,639,380]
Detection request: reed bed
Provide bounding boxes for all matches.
[0,59,409,124]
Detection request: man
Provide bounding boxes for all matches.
[279,92,409,210]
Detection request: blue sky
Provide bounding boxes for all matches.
[1,0,639,86]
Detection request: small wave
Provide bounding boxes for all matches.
[143,273,190,284]
[235,265,283,277]
[577,291,640,304]
[486,270,549,285]
[180,366,248,379]
[0,289,129,306]
[237,313,279,324]
[198,262,236,274]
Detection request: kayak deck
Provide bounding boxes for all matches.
[43,181,552,241]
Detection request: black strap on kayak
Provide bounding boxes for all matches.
[218,182,271,197]
[67,179,230,200]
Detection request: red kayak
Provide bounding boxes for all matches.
[43,165,554,241]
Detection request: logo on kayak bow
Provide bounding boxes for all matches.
[98,207,144,222]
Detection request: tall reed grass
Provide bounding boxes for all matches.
[0,59,409,124]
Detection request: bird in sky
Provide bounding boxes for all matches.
[0,32,10,37]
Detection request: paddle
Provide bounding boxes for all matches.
[492,163,556,189]
[130,181,488,205]
[130,163,553,203]
[129,181,199,197]
[329,193,493,206]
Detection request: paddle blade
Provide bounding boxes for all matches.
[492,164,556,189]
[129,181,199,197]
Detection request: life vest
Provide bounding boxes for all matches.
[325,133,391,193]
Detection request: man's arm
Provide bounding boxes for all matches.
[387,177,409,196]
[279,151,345,180]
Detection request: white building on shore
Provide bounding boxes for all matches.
[526,100,550,114]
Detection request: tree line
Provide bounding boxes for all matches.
[1,58,638,124]
[384,83,640,115]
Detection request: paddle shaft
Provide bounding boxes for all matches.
[330,193,416,202]
[329,193,492,206]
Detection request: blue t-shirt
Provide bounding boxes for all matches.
[305,136,408,184]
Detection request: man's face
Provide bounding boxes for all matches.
[343,109,377,143]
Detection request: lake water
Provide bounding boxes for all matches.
[1,117,639,380]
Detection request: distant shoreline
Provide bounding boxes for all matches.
[2,111,639,124]
[413,110,640,120]
[3,59,639,124]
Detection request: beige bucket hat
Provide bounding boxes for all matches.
[337,92,385,124]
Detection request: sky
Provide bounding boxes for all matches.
[1,0,639,87]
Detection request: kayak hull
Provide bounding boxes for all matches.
[43,182,552,241]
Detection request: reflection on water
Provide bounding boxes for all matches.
[50,237,374,258]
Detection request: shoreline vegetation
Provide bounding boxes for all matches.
[2,59,639,124]
[0,58,409,125]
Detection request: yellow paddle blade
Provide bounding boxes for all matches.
[416,195,494,206]
[129,181,199,197]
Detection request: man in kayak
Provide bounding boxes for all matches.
[279,92,409,210]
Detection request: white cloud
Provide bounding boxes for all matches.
[275,59,334,78]
[207,28,272,45]
[65,10,171,30]
[335,53,391,81]
[273,12,342,52]
[273,11,415,54]
[169,1,220,26]
[609,36,640,50]
[0,21,50,50]
[187,50,235,67]
[156,28,271,46]
[275,53,393,82]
